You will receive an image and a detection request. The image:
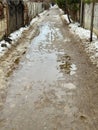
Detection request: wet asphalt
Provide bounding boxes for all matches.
[0,6,98,130]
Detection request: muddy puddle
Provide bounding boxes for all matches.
[57,54,77,75]
[0,20,79,130]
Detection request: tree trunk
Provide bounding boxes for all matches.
[66,3,71,23]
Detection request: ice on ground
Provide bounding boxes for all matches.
[31,22,63,46]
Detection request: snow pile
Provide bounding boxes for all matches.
[84,40,98,66]
[10,27,28,42]
[62,15,69,23]
[50,4,58,9]
[39,11,47,17]
[70,64,77,76]
[69,23,97,40]
[68,23,98,66]
[59,9,64,15]
[62,14,73,24]
[62,14,97,40]
[0,26,29,57]
[62,14,98,66]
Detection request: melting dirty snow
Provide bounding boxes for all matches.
[69,23,97,40]
[2,6,97,130]
[0,11,46,57]
[63,83,76,90]
[70,64,77,75]
[62,13,98,67]
[0,27,29,56]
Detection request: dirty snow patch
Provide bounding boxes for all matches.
[9,27,27,42]
[50,4,59,9]
[62,14,98,67]
[70,64,77,75]
[59,9,64,15]
[62,14,73,24]
[94,41,98,49]
[30,17,39,25]
[69,23,97,40]
[64,83,76,90]
[68,22,98,66]
[0,10,46,57]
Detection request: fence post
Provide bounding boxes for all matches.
[90,0,95,42]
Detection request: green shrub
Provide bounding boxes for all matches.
[84,0,92,4]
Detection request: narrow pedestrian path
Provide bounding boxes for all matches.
[0,6,98,130]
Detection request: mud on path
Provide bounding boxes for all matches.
[0,16,42,110]
[0,6,98,130]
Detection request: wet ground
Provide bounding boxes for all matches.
[0,6,98,130]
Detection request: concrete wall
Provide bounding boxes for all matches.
[94,3,98,35]
[84,3,98,36]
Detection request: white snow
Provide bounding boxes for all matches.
[59,9,64,15]
[30,17,39,25]
[69,23,97,40]
[94,41,98,49]
[9,27,27,41]
[63,83,76,90]
[50,4,58,9]
[0,27,28,56]
[62,14,73,24]
[70,64,77,76]
[62,15,69,23]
